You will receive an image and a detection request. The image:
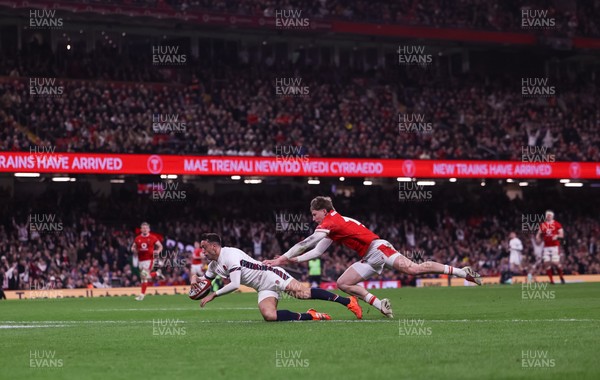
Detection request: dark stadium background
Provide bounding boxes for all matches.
[1,0,599,294]
[1,2,600,380]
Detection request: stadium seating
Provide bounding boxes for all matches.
[2,64,599,161]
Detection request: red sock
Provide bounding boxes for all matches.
[557,268,565,281]
[141,282,148,294]
[150,271,157,278]
[546,269,554,284]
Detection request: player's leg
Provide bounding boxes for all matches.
[258,295,280,321]
[546,265,555,284]
[285,278,348,303]
[148,259,165,281]
[257,291,329,321]
[516,254,524,276]
[554,248,565,284]
[556,264,565,284]
[371,240,481,285]
[391,253,482,285]
[336,264,370,299]
[136,260,151,300]
[336,262,393,318]
[509,253,520,274]
[543,249,555,284]
[284,279,362,319]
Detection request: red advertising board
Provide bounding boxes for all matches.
[1,152,598,178]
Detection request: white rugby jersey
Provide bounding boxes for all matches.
[205,247,290,291]
[509,237,523,255]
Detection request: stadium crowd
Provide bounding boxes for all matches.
[1,184,598,291]
[1,61,598,161]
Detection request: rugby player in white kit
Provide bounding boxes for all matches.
[195,233,362,321]
[508,232,524,274]
[264,196,483,318]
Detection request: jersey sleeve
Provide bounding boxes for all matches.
[204,262,217,280]
[215,270,241,297]
[315,220,333,235]
[556,221,563,231]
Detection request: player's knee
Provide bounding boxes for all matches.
[262,312,278,322]
[336,280,349,292]
[287,282,310,299]
[293,288,311,299]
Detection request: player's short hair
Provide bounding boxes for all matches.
[201,233,221,246]
[141,222,150,228]
[310,196,334,211]
[545,210,554,217]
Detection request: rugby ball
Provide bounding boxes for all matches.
[189,279,212,300]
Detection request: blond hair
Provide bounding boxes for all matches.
[310,196,334,211]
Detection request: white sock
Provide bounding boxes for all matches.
[364,293,382,310]
[444,265,466,278]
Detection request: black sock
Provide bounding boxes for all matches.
[276,310,312,321]
[310,288,350,306]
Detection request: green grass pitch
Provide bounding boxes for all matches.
[1,283,599,380]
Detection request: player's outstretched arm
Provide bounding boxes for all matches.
[289,238,332,263]
[263,231,328,266]
[200,270,240,307]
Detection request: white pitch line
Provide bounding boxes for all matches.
[178,319,600,324]
[0,325,68,329]
[1,318,598,325]
[0,320,160,324]
[427,318,600,323]
[84,307,257,312]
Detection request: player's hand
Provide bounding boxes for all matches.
[200,292,216,307]
[262,256,279,266]
[263,255,288,266]
[191,275,206,284]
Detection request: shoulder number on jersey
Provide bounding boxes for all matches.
[342,216,364,227]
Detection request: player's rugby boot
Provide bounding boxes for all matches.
[347,296,363,319]
[380,298,394,318]
[464,266,483,286]
[307,309,331,320]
